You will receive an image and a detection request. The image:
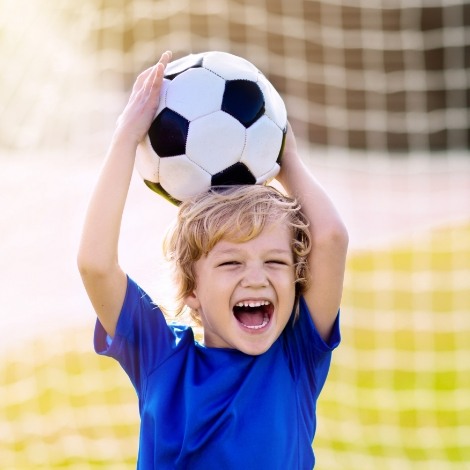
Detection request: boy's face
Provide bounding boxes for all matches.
[185,222,296,355]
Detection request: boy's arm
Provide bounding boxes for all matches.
[276,124,348,342]
[77,51,172,338]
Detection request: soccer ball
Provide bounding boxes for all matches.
[135,51,287,204]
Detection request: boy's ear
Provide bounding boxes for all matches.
[184,290,201,311]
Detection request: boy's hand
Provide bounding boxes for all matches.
[115,50,172,146]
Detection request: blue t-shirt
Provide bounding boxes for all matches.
[94,276,340,470]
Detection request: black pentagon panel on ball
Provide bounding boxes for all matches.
[222,80,265,128]
[211,162,257,186]
[148,108,189,157]
[164,54,204,80]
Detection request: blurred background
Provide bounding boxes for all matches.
[0,0,469,468]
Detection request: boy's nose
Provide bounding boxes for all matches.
[240,267,269,288]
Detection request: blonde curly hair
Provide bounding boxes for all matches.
[163,185,311,325]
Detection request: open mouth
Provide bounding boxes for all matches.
[233,300,273,330]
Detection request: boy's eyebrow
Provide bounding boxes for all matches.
[211,246,293,257]
[210,247,242,257]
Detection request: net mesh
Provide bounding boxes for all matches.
[1,0,469,468]
[316,222,470,469]
[0,0,468,153]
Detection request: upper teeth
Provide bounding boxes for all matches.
[235,300,270,308]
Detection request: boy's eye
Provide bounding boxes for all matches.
[266,259,289,266]
[218,261,240,267]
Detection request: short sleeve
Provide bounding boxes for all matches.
[282,297,341,389]
[94,276,192,394]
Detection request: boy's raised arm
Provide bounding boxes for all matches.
[77,51,172,337]
[276,124,349,342]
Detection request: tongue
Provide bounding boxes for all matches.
[236,310,265,326]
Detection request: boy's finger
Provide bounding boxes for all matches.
[132,51,172,95]
[132,66,155,92]
[159,50,172,68]
[145,51,172,94]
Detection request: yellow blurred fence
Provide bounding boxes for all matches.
[1,222,469,469]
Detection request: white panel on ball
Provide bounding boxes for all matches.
[159,155,212,201]
[203,51,259,82]
[135,136,161,183]
[255,164,281,185]
[153,78,171,118]
[166,68,226,121]
[241,116,283,177]
[186,111,246,174]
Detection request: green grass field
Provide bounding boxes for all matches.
[1,222,469,469]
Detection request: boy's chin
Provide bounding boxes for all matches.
[241,346,271,356]
[235,336,277,356]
